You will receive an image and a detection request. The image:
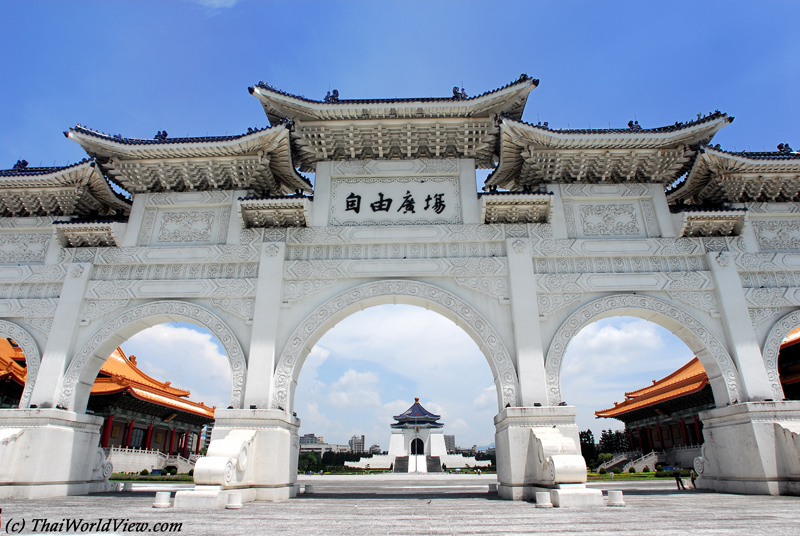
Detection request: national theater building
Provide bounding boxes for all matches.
[2,74,800,504]
[0,339,213,471]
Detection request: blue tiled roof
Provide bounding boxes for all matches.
[68,125,277,146]
[0,158,93,176]
[500,110,732,135]
[391,398,443,428]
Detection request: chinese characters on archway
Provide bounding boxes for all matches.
[345,191,446,215]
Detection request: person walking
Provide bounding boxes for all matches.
[673,466,687,490]
[690,469,697,489]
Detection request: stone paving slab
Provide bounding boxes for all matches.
[2,476,798,536]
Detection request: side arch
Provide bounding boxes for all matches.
[0,319,41,408]
[761,309,800,401]
[59,300,246,412]
[272,279,518,412]
[544,293,741,407]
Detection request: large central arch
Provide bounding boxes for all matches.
[59,300,247,412]
[272,279,519,412]
[544,293,741,407]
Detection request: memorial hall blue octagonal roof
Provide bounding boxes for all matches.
[391,398,444,429]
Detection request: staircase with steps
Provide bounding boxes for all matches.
[426,456,442,473]
[393,456,409,473]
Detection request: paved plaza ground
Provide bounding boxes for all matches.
[2,475,798,535]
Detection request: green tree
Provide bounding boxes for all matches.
[298,451,321,473]
[579,430,597,466]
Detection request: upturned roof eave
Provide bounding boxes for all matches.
[249,77,538,124]
[485,114,732,188]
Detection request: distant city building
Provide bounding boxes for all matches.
[444,435,456,453]
[349,434,365,453]
[299,433,324,445]
[369,444,382,454]
[299,442,350,455]
[346,398,490,473]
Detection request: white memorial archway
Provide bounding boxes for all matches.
[0,76,799,501]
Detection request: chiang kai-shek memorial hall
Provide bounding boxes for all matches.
[1,75,800,507]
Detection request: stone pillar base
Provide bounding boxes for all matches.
[494,406,601,506]
[695,401,800,496]
[0,409,116,499]
[173,409,299,508]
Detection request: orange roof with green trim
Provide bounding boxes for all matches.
[596,327,800,419]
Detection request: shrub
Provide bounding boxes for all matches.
[642,466,650,473]
[628,467,636,474]
[188,469,194,476]
[139,469,149,476]
[598,468,607,475]
[656,464,663,471]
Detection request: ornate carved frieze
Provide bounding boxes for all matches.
[262,228,287,243]
[0,319,41,407]
[579,203,643,237]
[537,293,582,317]
[533,255,706,275]
[137,208,157,246]
[744,288,797,307]
[0,265,66,283]
[285,257,506,279]
[95,244,259,265]
[25,317,53,335]
[749,307,781,328]
[330,159,460,177]
[329,177,461,226]
[0,233,50,264]
[79,299,130,325]
[157,211,215,243]
[0,298,58,319]
[667,291,719,316]
[0,217,59,228]
[281,280,337,305]
[537,271,711,292]
[273,280,518,410]
[91,262,258,281]
[86,278,256,299]
[285,224,504,245]
[740,271,800,289]
[0,283,62,299]
[454,277,509,303]
[480,193,552,224]
[148,191,232,206]
[211,298,255,323]
[745,202,800,214]
[287,241,505,261]
[752,220,800,251]
[560,184,651,198]
[545,294,740,406]
[531,237,704,258]
[761,310,800,400]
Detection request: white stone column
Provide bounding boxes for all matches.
[459,159,480,224]
[310,162,332,227]
[706,251,773,400]
[243,242,286,408]
[30,263,93,408]
[505,237,548,406]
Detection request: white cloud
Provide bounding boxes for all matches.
[186,0,240,8]
[327,369,381,408]
[473,385,497,410]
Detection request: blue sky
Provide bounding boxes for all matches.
[2,1,797,447]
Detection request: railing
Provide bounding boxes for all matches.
[597,453,628,471]
[108,446,168,461]
[622,450,659,472]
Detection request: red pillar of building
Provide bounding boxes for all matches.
[679,418,688,446]
[627,428,634,451]
[195,432,201,455]
[144,423,153,450]
[100,415,114,448]
[182,433,189,458]
[693,415,703,444]
[168,428,176,455]
[656,423,663,449]
[124,419,135,448]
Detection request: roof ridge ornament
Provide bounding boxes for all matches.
[154,130,168,141]
[323,89,340,103]
[12,159,28,170]
[778,142,794,154]
[452,86,468,100]
[627,120,642,132]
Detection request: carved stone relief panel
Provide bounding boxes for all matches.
[287,241,504,261]
[0,233,50,264]
[157,210,216,244]
[752,220,800,251]
[577,203,645,238]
